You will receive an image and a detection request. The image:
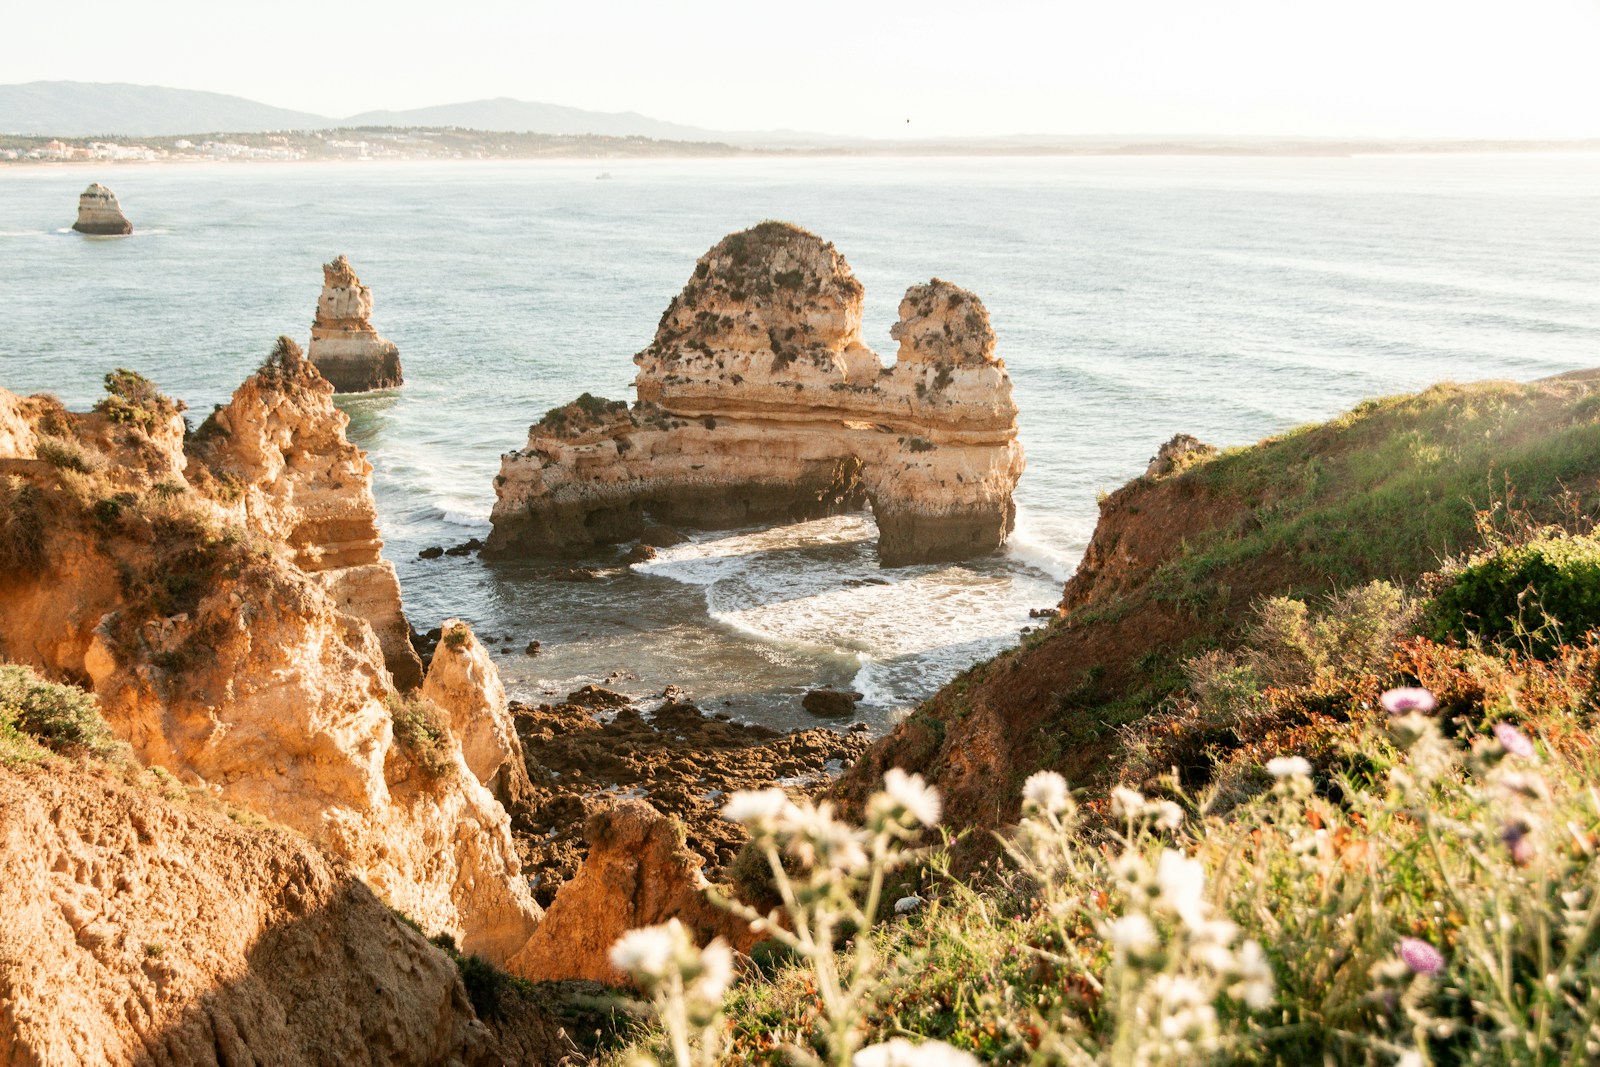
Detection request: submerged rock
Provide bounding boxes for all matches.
[71,182,132,235]
[307,255,403,393]
[802,688,862,718]
[487,222,1025,567]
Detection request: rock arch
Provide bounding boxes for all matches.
[486,222,1024,567]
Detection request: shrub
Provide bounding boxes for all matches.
[441,623,471,650]
[387,694,456,779]
[0,476,45,572]
[0,664,125,762]
[1427,531,1600,658]
[94,369,184,430]
[34,435,106,474]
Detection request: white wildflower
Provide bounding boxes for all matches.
[721,788,792,827]
[876,767,943,828]
[689,938,735,1004]
[1230,939,1275,1010]
[1022,770,1072,815]
[1152,800,1185,830]
[610,920,689,982]
[1266,756,1312,779]
[1104,912,1158,955]
[894,894,925,914]
[786,801,869,872]
[1155,848,1208,929]
[855,1038,981,1067]
[1111,786,1146,818]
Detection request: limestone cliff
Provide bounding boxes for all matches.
[306,256,403,393]
[421,619,533,812]
[0,761,570,1067]
[188,345,422,687]
[487,222,1024,567]
[71,183,132,236]
[0,351,540,971]
[517,799,759,984]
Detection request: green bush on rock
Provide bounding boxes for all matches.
[1428,531,1600,657]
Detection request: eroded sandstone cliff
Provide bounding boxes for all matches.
[306,256,403,393]
[0,761,571,1067]
[0,349,540,971]
[71,183,132,236]
[487,222,1024,566]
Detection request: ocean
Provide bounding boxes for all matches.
[3,153,1597,731]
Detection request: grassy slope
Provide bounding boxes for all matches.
[839,375,1600,843]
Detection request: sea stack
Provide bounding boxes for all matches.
[487,221,1024,566]
[70,182,132,235]
[306,255,403,392]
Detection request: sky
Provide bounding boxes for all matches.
[6,0,1600,139]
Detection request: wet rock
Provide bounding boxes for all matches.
[418,546,444,559]
[565,685,631,709]
[524,640,542,656]
[548,567,601,582]
[802,688,863,718]
[444,538,483,557]
[639,525,689,548]
[622,543,657,564]
[1029,606,1056,618]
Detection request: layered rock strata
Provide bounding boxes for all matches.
[71,182,132,235]
[306,255,403,392]
[0,349,540,970]
[487,222,1024,566]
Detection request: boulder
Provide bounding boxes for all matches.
[802,688,862,718]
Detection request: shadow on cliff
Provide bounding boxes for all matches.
[128,875,592,1067]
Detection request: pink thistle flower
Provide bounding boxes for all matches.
[1398,937,1445,976]
[1381,688,1437,716]
[1500,820,1535,865]
[1493,722,1535,758]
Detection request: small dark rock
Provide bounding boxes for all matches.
[418,546,445,559]
[425,627,443,642]
[848,721,871,733]
[639,525,688,548]
[549,567,602,582]
[444,538,483,557]
[525,640,542,656]
[802,689,862,718]
[1029,607,1057,619]
[565,685,632,709]
[623,543,658,564]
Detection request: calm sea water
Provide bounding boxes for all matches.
[3,155,1598,730]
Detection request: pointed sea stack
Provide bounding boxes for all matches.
[70,182,132,235]
[487,221,1025,567]
[306,255,403,392]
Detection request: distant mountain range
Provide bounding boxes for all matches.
[0,81,836,145]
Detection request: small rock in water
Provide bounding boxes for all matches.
[444,538,483,557]
[549,567,601,582]
[802,689,862,718]
[639,525,688,548]
[418,546,444,559]
[1028,607,1056,618]
[524,640,542,656]
[72,183,133,236]
[623,543,657,564]
[848,721,871,733]
[565,685,631,709]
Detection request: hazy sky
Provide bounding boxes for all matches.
[8,0,1600,138]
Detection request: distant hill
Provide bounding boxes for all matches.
[342,97,728,141]
[0,82,328,136]
[0,82,843,146]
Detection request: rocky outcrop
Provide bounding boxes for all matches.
[306,256,403,393]
[487,222,1024,567]
[71,183,132,236]
[517,799,759,984]
[190,340,422,688]
[0,351,541,971]
[422,619,533,811]
[1145,433,1217,478]
[0,762,568,1067]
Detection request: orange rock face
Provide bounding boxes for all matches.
[0,348,540,970]
[487,222,1025,566]
[0,761,567,1067]
[306,256,403,393]
[514,799,759,984]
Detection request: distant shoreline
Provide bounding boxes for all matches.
[4,126,1599,168]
